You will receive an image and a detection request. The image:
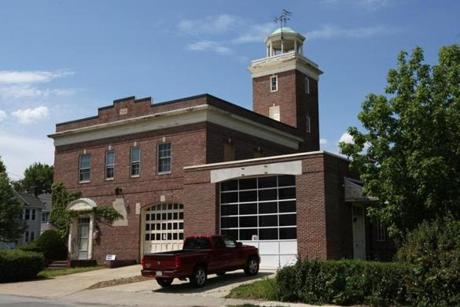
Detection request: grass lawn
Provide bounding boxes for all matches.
[226,278,278,301]
[38,266,104,279]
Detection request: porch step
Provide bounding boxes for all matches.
[47,260,70,269]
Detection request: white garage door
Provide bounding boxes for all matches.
[143,203,184,254]
[219,175,297,269]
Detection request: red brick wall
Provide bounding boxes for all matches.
[252,70,320,152]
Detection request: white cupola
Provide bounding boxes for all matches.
[265,27,306,57]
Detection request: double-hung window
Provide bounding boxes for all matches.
[305,77,310,94]
[105,150,115,179]
[130,147,140,177]
[270,75,278,92]
[158,143,171,174]
[79,154,91,182]
[24,208,30,220]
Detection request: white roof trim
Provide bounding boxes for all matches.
[67,198,97,211]
[49,104,302,150]
[184,150,349,170]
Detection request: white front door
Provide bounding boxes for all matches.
[352,206,366,259]
[77,217,90,260]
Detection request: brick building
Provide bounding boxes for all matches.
[50,27,389,268]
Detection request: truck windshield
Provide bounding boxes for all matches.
[183,238,211,249]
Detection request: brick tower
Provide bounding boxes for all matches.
[249,27,322,152]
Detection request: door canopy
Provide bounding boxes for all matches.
[67,198,97,211]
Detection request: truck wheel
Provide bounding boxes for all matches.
[156,278,173,288]
[190,266,207,287]
[244,257,259,276]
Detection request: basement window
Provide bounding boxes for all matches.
[270,75,278,92]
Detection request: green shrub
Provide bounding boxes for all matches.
[397,218,460,306]
[21,229,67,263]
[0,249,44,282]
[277,259,410,306]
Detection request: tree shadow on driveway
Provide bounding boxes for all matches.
[152,272,272,294]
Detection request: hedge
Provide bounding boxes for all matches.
[21,229,67,263]
[276,260,411,306]
[0,249,44,282]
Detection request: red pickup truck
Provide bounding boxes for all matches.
[141,235,260,288]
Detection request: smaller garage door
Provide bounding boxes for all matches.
[143,203,184,254]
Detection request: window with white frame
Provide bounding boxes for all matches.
[269,105,280,121]
[105,150,115,179]
[79,154,91,182]
[30,231,35,241]
[31,209,36,221]
[306,115,311,133]
[270,75,278,92]
[305,77,310,94]
[130,147,140,177]
[158,143,171,174]
[220,175,296,241]
[24,231,29,242]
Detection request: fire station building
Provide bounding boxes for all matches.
[50,27,387,269]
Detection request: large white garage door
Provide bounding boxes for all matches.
[143,203,184,254]
[219,175,297,269]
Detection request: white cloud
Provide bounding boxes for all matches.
[0,70,73,84]
[0,110,6,122]
[178,14,240,35]
[187,41,233,54]
[232,22,274,44]
[320,138,328,145]
[0,85,75,99]
[339,131,355,144]
[320,0,390,10]
[307,24,393,40]
[12,106,49,124]
[0,133,53,179]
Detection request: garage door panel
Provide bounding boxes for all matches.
[220,175,298,269]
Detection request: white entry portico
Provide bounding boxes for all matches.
[67,198,96,260]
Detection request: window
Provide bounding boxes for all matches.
[24,231,29,242]
[158,143,172,173]
[105,150,115,179]
[30,231,35,241]
[130,147,140,177]
[270,75,278,92]
[31,209,36,221]
[306,115,311,134]
[305,77,310,94]
[24,208,30,220]
[376,221,388,242]
[79,154,91,182]
[42,212,50,223]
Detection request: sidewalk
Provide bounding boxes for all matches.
[0,265,142,298]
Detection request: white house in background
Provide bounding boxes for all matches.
[38,193,52,234]
[15,192,44,245]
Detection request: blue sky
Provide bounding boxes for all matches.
[0,0,458,179]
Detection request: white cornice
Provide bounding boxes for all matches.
[249,52,323,80]
[50,104,302,149]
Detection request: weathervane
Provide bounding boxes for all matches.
[274,9,292,33]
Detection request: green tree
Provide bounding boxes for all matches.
[340,45,460,240]
[20,163,54,194]
[0,157,24,242]
[50,183,81,239]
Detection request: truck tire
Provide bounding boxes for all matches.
[156,278,173,288]
[190,266,207,287]
[244,257,259,276]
